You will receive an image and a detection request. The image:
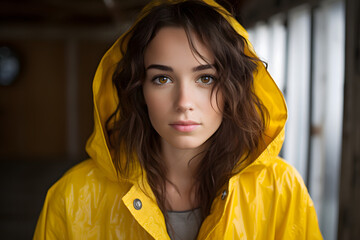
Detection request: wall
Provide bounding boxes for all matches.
[0,25,117,238]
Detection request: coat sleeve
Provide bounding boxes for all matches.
[274,164,323,240]
[33,181,68,240]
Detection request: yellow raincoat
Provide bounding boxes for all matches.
[34,0,323,239]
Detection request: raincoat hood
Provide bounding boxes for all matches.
[85,0,287,183]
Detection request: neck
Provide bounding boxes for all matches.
[161,139,206,211]
[162,140,204,182]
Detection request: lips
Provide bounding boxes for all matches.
[169,120,201,132]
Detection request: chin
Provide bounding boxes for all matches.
[165,137,206,151]
[172,143,203,150]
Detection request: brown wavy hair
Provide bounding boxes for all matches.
[106,0,268,218]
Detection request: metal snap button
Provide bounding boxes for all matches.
[133,199,142,210]
[221,190,227,200]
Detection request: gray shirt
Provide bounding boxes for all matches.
[166,208,203,240]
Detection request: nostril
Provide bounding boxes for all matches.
[176,104,194,112]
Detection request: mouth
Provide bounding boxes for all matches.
[169,121,201,132]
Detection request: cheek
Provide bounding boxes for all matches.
[212,94,224,129]
[209,90,224,117]
[143,90,168,122]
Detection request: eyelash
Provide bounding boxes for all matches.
[152,75,172,85]
[151,75,216,86]
[196,75,216,85]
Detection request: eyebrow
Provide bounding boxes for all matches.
[146,64,173,71]
[192,64,214,72]
[146,64,214,72]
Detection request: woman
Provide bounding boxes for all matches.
[34,0,323,239]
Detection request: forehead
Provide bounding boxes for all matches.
[144,27,214,66]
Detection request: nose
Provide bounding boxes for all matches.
[174,82,194,112]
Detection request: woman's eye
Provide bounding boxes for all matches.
[153,76,172,85]
[196,75,215,85]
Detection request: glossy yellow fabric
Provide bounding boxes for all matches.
[34,0,323,239]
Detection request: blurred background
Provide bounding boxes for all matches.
[0,0,358,239]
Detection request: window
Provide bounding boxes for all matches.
[248,1,345,239]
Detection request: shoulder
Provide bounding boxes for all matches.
[43,160,95,205]
[34,160,135,239]
[59,159,101,185]
[257,158,322,238]
[48,159,99,193]
[230,155,311,207]
[235,155,314,213]
[236,156,306,189]
[266,157,307,192]
[227,156,323,239]
[45,159,130,205]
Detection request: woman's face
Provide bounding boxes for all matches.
[143,27,224,150]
